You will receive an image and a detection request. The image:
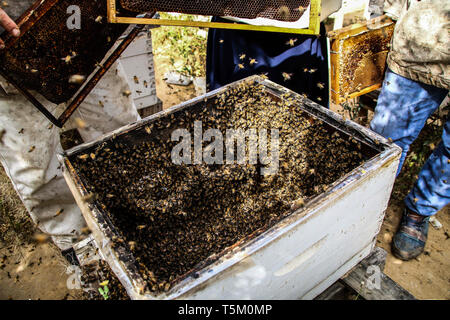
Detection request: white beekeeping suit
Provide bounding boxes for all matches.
[0,61,140,250]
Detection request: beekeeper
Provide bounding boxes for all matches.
[0,3,140,251]
[370,0,449,260]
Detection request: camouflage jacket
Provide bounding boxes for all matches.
[383,0,449,89]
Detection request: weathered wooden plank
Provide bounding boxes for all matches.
[341,247,416,300]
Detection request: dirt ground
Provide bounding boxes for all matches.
[0,51,448,300]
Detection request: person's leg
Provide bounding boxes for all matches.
[370,69,448,175]
[392,118,449,260]
[371,69,448,260]
[405,119,450,216]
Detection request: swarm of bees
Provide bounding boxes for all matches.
[72,80,370,295]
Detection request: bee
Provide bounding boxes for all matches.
[128,241,137,251]
[317,82,325,89]
[54,208,64,217]
[28,146,35,153]
[18,128,24,134]
[30,69,38,74]
[286,38,298,47]
[123,90,132,98]
[98,100,104,108]
[134,76,139,84]
[137,225,146,230]
[81,227,91,235]
[78,154,89,160]
[33,232,49,244]
[81,193,96,203]
[388,138,393,143]
[95,16,103,23]
[249,58,258,66]
[277,5,291,21]
[296,5,307,13]
[282,72,293,81]
[144,80,148,88]
[68,74,86,84]
[239,53,246,60]
[237,63,245,70]
[308,68,318,73]
[219,39,224,44]
[90,153,96,160]
[317,97,322,102]
[61,52,77,64]
[0,129,5,144]
[47,124,53,130]
[291,198,305,211]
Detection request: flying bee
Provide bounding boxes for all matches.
[123,90,132,98]
[33,232,49,244]
[308,68,318,73]
[68,74,86,84]
[98,100,104,108]
[239,53,246,60]
[249,58,258,66]
[19,128,24,134]
[28,146,35,153]
[282,72,293,81]
[317,82,325,89]
[54,209,64,217]
[296,5,307,13]
[95,15,103,23]
[219,39,224,44]
[237,63,245,70]
[134,75,139,84]
[317,97,322,102]
[137,225,146,230]
[286,38,298,47]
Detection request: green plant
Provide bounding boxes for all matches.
[151,13,208,78]
[98,280,110,300]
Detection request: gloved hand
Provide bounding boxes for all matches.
[0,7,20,49]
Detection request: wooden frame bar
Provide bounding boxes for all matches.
[107,0,322,35]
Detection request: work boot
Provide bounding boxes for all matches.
[392,208,429,261]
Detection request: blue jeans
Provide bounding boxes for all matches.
[370,69,449,216]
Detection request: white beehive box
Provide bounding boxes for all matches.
[59,76,401,300]
[118,31,162,115]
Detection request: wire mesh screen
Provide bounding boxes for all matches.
[120,0,311,22]
[0,0,132,104]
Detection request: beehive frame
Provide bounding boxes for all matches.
[328,15,395,104]
[107,0,321,35]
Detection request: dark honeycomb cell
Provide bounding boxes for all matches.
[120,0,311,22]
